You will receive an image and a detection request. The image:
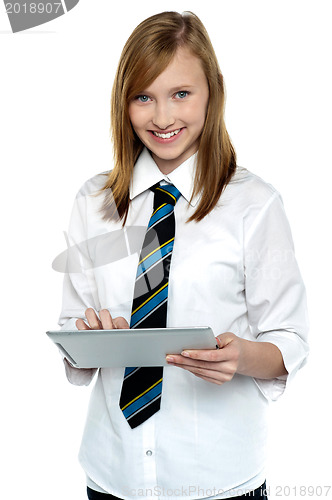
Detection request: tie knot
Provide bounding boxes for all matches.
[151,183,181,208]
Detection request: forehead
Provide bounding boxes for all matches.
[143,47,207,92]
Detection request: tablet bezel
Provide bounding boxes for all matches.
[46,327,217,368]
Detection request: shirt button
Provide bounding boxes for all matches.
[146,450,153,456]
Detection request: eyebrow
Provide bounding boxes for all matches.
[168,85,195,92]
[139,85,195,95]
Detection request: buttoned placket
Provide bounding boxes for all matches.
[142,417,158,498]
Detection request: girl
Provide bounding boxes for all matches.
[59,11,309,500]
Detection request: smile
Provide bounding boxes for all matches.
[152,128,182,139]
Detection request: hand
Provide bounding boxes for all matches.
[76,308,130,330]
[166,332,243,385]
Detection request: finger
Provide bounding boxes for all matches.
[168,362,224,384]
[216,332,235,348]
[85,308,102,330]
[170,361,234,385]
[166,354,223,372]
[166,354,236,380]
[191,372,224,385]
[99,309,115,329]
[179,334,235,360]
[76,318,91,330]
[166,354,202,365]
[113,317,130,329]
[180,348,227,362]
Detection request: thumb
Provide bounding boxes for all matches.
[216,332,236,349]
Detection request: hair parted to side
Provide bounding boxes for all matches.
[101,11,236,223]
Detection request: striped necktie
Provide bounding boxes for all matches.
[119,182,181,428]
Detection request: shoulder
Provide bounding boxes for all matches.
[221,166,282,219]
[228,166,279,205]
[224,167,292,243]
[75,171,111,199]
[68,171,113,233]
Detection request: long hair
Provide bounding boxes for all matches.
[101,11,236,223]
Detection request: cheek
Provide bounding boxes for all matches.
[187,108,207,138]
[187,99,209,129]
[128,104,146,132]
[128,104,137,129]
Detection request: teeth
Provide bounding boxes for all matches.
[153,129,181,139]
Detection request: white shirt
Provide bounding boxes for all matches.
[59,148,309,499]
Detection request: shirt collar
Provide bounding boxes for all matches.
[129,147,200,207]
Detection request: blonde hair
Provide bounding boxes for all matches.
[101,11,236,223]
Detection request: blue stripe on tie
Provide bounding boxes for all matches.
[122,381,162,419]
[148,204,173,229]
[131,284,168,328]
[136,240,174,279]
[124,367,137,376]
[157,184,181,202]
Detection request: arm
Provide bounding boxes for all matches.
[166,332,287,385]
[59,177,133,384]
[167,192,308,393]
[235,336,287,379]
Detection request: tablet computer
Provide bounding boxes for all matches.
[46,327,217,368]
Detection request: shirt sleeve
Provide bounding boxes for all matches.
[244,191,309,401]
[57,186,101,386]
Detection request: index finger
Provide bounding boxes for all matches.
[180,347,227,362]
[99,309,115,329]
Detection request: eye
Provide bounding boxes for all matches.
[136,95,151,103]
[175,90,189,99]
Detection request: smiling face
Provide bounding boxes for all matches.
[128,47,209,174]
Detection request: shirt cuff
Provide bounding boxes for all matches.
[253,329,309,401]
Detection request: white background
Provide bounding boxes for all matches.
[0,1,331,499]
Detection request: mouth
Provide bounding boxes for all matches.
[148,128,184,143]
[152,128,181,139]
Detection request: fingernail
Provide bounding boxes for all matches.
[166,356,174,363]
[181,351,190,357]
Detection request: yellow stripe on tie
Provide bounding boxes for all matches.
[138,237,174,266]
[151,203,167,218]
[121,377,163,411]
[131,282,168,316]
[156,187,177,203]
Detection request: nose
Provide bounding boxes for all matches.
[152,101,175,130]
